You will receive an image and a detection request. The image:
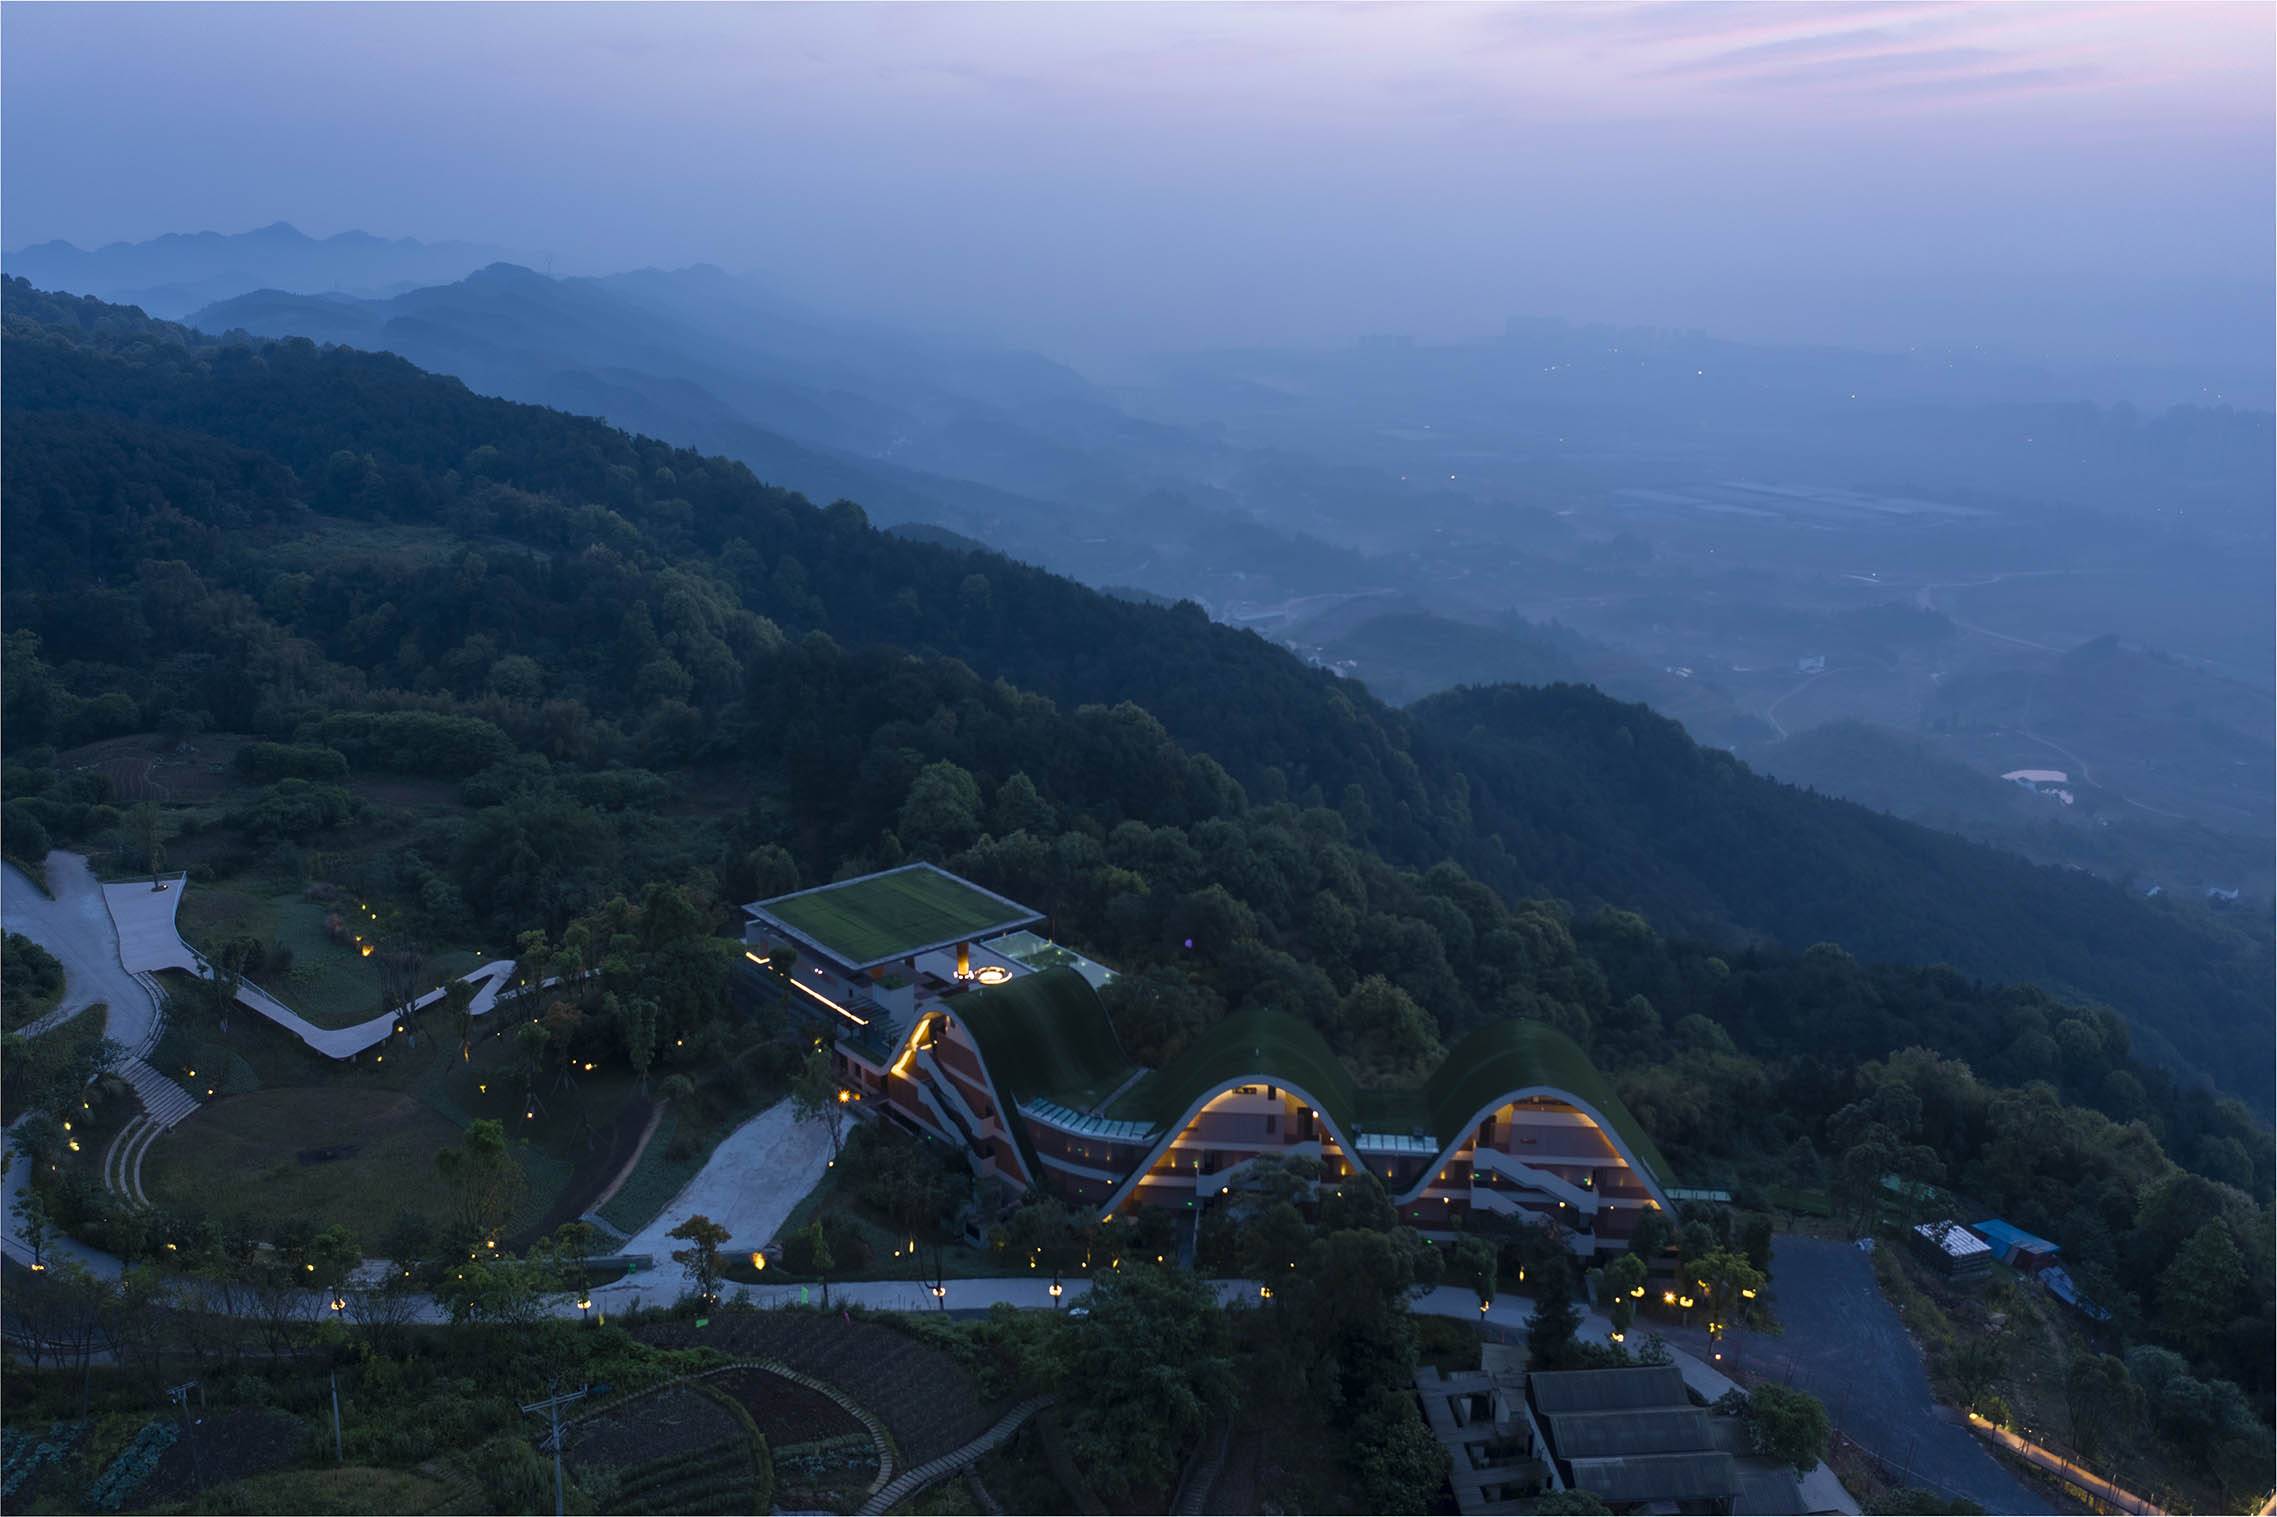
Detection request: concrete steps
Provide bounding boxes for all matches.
[1173,1422,1231,1516]
[94,1056,199,1210]
[855,1394,1051,1516]
[120,1056,199,1129]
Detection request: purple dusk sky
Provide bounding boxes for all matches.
[4,2,2270,365]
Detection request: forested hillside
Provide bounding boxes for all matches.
[6,278,2272,1451]
[4,278,2265,1107]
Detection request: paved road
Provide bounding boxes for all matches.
[2,853,163,1048]
[1692,1236,2050,1514]
[617,1097,836,1261]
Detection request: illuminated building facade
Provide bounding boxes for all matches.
[745,866,1675,1257]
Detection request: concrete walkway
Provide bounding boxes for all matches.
[616,1098,836,1261]
[70,850,534,1060]
[5,854,199,1134]
[4,853,167,1053]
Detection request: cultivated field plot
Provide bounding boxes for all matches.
[139,1407,307,1508]
[708,1367,878,1511]
[54,732,252,807]
[562,1385,765,1516]
[640,1313,1007,1466]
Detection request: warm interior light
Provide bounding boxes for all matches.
[360,945,374,957]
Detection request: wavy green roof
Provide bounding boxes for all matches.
[1107,1007,1359,1131]
[1425,1020,1674,1184]
[949,967,1133,1112]
[940,965,1671,1191]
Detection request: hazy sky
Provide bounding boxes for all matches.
[5,2,2271,366]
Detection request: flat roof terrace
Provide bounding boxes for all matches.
[746,863,1043,973]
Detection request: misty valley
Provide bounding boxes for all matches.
[96,235,2270,904]
[3,11,2273,1513]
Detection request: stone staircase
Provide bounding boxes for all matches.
[98,1054,199,1209]
[1172,1422,1231,1516]
[855,1395,1051,1516]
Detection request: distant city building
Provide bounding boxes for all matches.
[1796,654,1826,674]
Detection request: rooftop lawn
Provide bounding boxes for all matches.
[757,864,1039,969]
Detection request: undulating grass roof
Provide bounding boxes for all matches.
[932,955,1672,1193]
[1424,1020,1674,1184]
[751,863,1041,971]
[951,967,1134,1113]
[1107,1007,1358,1131]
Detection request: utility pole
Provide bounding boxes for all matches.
[550,1377,563,1517]
[167,1380,205,1493]
[329,1372,343,1462]
[521,1377,598,1517]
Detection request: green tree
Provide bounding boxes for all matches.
[1627,1206,1674,1262]
[804,1220,835,1307]
[792,1046,847,1156]
[1603,1252,1648,1337]
[746,843,800,900]
[2063,1353,2141,1460]
[992,770,1057,837]
[1691,1247,1768,1343]
[1744,1382,1831,1472]
[128,800,165,884]
[441,978,477,1062]
[1450,1234,1499,1311]
[1061,1262,1237,1500]
[12,1187,55,1268]
[620,994,659,1093]
[1948,1339,2007,1415]
[1335,974,1442,1083]
[1348,1383,1452,1511]
[899,760,984,857]
[1099,964,1222,1065]
[434,1118,528,1250]
[512,1020,551,1108]
[670,1213,730,1303]
[2158,1221,2246,1356]
[1527,1255,1581,1368]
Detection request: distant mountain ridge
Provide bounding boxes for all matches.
[5,274,2268,1113]
[185,263,1412,615]
[2,221,540,320]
